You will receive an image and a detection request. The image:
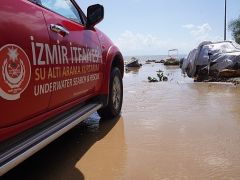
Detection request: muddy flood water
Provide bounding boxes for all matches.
[3,63,240,180]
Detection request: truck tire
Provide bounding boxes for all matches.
[98,67,123,119]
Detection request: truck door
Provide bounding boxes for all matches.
[0,0,52,128]
[39,0,104,108]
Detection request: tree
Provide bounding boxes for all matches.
[229,16,240,44]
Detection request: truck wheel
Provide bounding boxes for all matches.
[98,67,123,119]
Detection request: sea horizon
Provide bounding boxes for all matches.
[124,54,187,62]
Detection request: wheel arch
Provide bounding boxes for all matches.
[111,52,124,78]
[99,46,124,106]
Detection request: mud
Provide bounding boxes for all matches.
[3,63,240,179]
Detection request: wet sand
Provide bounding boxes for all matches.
[3,63,240,179]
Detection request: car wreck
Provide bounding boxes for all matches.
[181,41,240,82]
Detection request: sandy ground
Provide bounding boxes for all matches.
[3,63,240,180]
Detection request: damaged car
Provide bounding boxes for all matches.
[181,41,240,81]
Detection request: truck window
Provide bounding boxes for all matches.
[40,0,82,24]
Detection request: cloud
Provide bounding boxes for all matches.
[114,24,222,56]
[54,1,69,10]
[114,31,174,55]
[182,23,212,37]
[182,23,221,43]
[114,30,196,56]
[182,24,195,29]
[191,23,212,37]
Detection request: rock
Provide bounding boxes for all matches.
[126,57,142,68]
[155,60,165,63]
[163,76,168,81]
[148,76,158,82]
[146,60,156,63]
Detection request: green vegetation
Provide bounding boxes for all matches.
[148,70,168,83]
[157,72,168,81]
[164,58,180,66]
[229,16,240,44]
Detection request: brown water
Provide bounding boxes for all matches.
[4,63,240,180]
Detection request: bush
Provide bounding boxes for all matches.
[229,16,240,44]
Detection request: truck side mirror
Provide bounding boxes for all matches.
[86,4,104,28]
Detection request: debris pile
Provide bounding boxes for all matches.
[148,70,168,83]
[164,58,180,66]
[126,57,142,68]
[181,41,240,84]
[146,60,156,63]
[155,60,165,64]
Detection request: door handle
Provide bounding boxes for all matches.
[50,24,69,36]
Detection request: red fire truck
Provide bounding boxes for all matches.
[0,0,124,175]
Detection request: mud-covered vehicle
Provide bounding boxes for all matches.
[181,41,240,81]
[0,0,124,175]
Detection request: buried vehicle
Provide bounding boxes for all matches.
[181,41,240,81]
[0,0,124,175]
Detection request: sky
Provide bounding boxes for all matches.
[77,0,240,56]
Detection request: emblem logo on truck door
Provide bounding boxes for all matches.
[0,44,31,100]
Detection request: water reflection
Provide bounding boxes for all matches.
[3,114,126,180]
[125,67,140,74]
[75,115,126,179]
[164,65,180,70]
